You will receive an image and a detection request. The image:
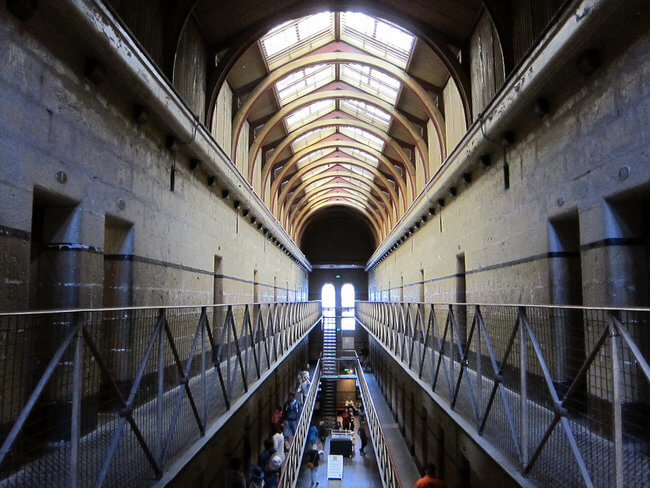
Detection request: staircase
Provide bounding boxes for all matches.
[320,325,338,428]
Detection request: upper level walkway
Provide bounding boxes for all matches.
[0,301,647,487]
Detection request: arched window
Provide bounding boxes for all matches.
[321,283,336,329]
[341,283,355,330]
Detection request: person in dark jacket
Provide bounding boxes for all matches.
[358,421,369,455]
[305,445,320,487]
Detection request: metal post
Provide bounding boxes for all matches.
[69,323,83,488]
[156,310,165,462]
[609,313,624,488]
[519,307,528,467]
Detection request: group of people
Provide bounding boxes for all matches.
[224,370,311,488]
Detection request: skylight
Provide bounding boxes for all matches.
[297,148,336,167]
[303,164,334,180]
[341,163,375,182]
[340,127,385,151]
[291,127,336,152]
[340,12,415,69]
[305,177,334,193]
[339,99,392,131]
[260,12,335,70]
[275,64,335,106]
[340,147,380,166]
[285,100,335,132]
[340,64,401,104]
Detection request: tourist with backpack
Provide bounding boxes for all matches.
[283,392,302,444]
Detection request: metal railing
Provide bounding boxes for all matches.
[354,355,403,488]
[357,302,650,488]
[0,302,320,487]
[277,360,321,488]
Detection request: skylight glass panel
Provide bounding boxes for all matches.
[275,64,335,105]
[297,147,335,166]
[341,163,375,181]
[340,64,401,104]
[285,100,335,132]
[260,12,335,70]
[340,12,415,69]
[291,127,336,152]
[340,147,379,166]
[305,177,333,193]
[340,127,385,151]
[339,100,391,131]
[303,164,334,180]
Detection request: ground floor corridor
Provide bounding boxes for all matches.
[295,372,419,488]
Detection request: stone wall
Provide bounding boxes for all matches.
[0,5,308,312]
[369,20,650,308]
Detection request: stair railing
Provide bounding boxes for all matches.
[277,359,322,488]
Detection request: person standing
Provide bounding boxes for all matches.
[272,427,285,464]
[298,372,311,404]
[283,392,301,444]
[248,465,265,488]
[413,463,445,488]
[258,438,281,488]
[358,421,368,455]
[305,445,320,487]
[270,405,284,434]
[341,408,351,430]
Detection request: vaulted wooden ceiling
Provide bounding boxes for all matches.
[209,2,482,246]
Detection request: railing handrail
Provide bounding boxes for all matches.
[355,358,403,488]
[356,301,650,488]
[359,300,650,312]
[0,300,320,317]
[0,301,322,487]
[277,359,322,488]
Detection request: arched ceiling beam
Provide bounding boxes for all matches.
[288,185,389,240]
[264,116,415,195]
[254,90,427,188]
[232,52,445,166]
[281,173,393,229]
[292,197,383,244]
[205,0,472,131]
[273,156,400,222]
[285,182,388,231]
[268,140,404,213]
[293,199,383,246]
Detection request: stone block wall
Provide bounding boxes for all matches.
[369,22,650,309]
[0,5,308,313]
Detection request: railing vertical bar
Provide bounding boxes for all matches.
[519,307,528,467]
[609,312,624,488]
[154,312,164,462]
[69,322,83,488]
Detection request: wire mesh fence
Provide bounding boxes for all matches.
[0,302,320,487]
[356,302,650,488]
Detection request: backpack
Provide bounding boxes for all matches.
[283,400,300,421]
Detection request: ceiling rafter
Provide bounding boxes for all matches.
[264,116,414,192]
[203,0,472,132]
[292,197,384,243]
[231,51,446,169]
[284,181,389,229]
[249,89,428,185]
[272,155,401,218]
[267,139,405,212]
[280,171,395,228]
